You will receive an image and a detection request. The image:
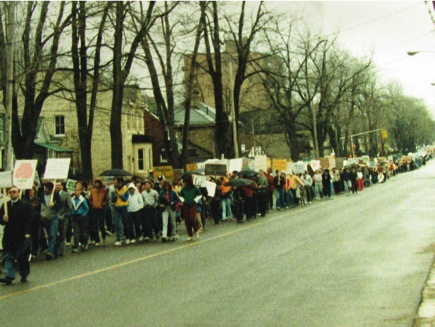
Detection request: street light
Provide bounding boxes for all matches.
[407,50,435,56]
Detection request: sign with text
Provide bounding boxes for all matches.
[44,158,71,180]
[205,164,227,176]
[153,166,174,180]
[13,160,37,189]
[0,171,13,188]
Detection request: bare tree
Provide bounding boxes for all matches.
[200,1,232,158]
[10,2,72,160]
[70,2,111,180]
[110,1,156,169]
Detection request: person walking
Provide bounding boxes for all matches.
[111,178,130,245]
[256,170,269,217]
[127,182,144,243]
[178,175,202,241]
[89,178,109,245]
[0,187,33,285]
[141,180,160,241]
[55,181,72,257]
[158,181,179,242]
[40,182,62,260]
[70,184,90,253]
[220,176,233,221]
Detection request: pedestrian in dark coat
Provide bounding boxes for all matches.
[0,186,33,285]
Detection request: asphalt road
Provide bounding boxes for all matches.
[1,160,435,327]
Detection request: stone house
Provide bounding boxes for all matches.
[16,72,153,179]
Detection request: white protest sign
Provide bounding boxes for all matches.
[286,162,295,174]
[254,155,268,172]
[205,180,216,197]
[13,160,37,189]
[229,158,243,173]
[0,171,13,188]
[193,174,206,187]
[310,160,321,171]
[44,158,71,180]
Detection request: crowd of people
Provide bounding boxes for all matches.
[0,152,432,285]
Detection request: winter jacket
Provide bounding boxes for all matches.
[127,183,144,213]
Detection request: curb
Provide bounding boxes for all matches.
[414,254,435,327]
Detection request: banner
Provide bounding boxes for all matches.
[13,160,37,189]
[44,158,71,180]
[0,171,13,188]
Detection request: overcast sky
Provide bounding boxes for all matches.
[262,1,435,117]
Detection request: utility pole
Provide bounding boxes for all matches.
[4,2,15,170]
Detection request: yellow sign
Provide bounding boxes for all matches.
[381,130,388,139]
[185,163,198,172]
[272,159,287,172]
[153,166,174,180]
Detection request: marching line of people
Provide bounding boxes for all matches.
[1,153,432,285]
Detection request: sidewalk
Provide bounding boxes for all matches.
[414,254,435,326]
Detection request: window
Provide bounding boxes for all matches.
[55,115,65,135]
[0,114,4,142]
[138,149,144,170]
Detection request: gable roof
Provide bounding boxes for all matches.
[174,102,216,126]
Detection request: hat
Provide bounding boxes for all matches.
[158,175,164,181]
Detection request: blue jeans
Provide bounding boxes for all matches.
[113,206,128,242]
[275,188,285,209]
[4,250,30,280]
[286,190,294,207]
[222,198,232,219]
[44,217,59,254]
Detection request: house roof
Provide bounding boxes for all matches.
[174,103,216,126]
[35,142,73,153]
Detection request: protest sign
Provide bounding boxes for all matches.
[293,161,306,174]
[193,174,206,187]
[272,159,287,172]
[229,158,243,173]
[185,163,198,172]
[205,180,216,197]
[13,160,37,190]
[44,158,71,180]
[310,160,320,172]
[254,155,268,172]
[205,164,227,176]
[66,179,77,193]
[0,171,13,188]
[153,166,174,180]
[286,162,295,174]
